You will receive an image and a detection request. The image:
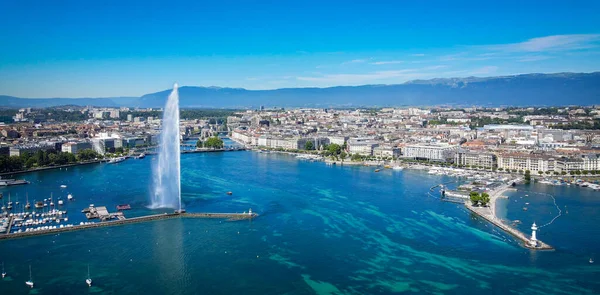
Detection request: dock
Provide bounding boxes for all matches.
[464,184,553,250]
[0,211,258,241]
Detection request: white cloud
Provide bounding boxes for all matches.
[482,34,600,52]
[341,59,368,65]
[411,53,426,57]
[518,55,553,62]
[469,66,498,75]
[370,60,404,65]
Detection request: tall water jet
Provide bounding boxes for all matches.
[151,83,181,211]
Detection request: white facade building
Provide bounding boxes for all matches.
[402,143,458,162]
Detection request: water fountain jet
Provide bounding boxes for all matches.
[150,83,181,211]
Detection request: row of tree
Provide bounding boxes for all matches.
[196,136,224,149]
[470,191,491,207]
[0,149,103,173]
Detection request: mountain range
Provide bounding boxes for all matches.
[1,72,599,108]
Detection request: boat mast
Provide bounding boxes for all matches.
[29,264,32,281]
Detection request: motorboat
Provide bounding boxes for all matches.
[67,194,73,201]
[392,166,404,171]
[2,262,6,278]
[25,265,34,288]
[86,265,92,287]
[108,157,126,164]
[60,185,67,188]
[58,199,64,206]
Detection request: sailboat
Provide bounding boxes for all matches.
[2,262,6,278]
[590,258,594,264]
[25,193,31,210]
[7,193,12,210]
[86,264,92,287]
[25,265,34,288]
[49,193,54,207]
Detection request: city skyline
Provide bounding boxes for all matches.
[1,0,600,97]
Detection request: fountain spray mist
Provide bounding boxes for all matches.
[151,83,181,211]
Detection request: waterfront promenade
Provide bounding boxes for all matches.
[465,184,553,250]
[0,211,258,241]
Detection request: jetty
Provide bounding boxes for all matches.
[465,184,553,250]
[0,211,258,241]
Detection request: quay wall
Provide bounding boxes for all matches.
[0,212,258,241]
[465,204,553,250]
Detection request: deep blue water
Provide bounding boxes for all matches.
[1,151,599,294]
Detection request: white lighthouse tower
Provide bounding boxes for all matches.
[529,222,538,248]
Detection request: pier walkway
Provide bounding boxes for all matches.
[465,184,553,250]
[0,212,258,241]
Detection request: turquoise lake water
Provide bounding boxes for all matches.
[0,151,599,294]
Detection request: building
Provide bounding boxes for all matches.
[373,145,401,158]
[109,110,120,119]
[402,143,458,162]
[496,152,555,173]
[454,149,497,169]
[347,139,379,156]
[328,136,348,146]
[555,154,600,173]
[91,133,121,154]
[127,114,133,122]
[61,141,92,154]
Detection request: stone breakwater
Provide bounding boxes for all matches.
[465,184,553,250]
[0,212,258,241]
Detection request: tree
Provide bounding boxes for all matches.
[77,149,101,161]
[351,153,362,162]
[538,171,543,175]
[327,143,342,155]
[480,193,490,207]
[196,140,203,148]
[470,191,481,206]
[524,170,531,184]
[304,141,314,150]
[25,157,37,168]
[204,136,224,149]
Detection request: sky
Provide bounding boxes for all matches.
[1,0,600,98]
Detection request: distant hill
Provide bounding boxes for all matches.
[0,95,138,108]
[2,72,600,108]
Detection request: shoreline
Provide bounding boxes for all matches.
[0,160,104,177]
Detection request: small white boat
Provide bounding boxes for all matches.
[25,265,34,288]
[2,261,6,278]
[67,194,73,201]
[58,200,64,206]
[392,166,404,171]
[108,157,126,164]
[591,258,594,264]
[86,264,92,287]
[60,185,67,188]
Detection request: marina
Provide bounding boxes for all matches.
[0,210,258,241]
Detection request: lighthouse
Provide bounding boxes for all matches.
[529,222,538,248]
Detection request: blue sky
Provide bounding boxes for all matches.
[1,0,600,97]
